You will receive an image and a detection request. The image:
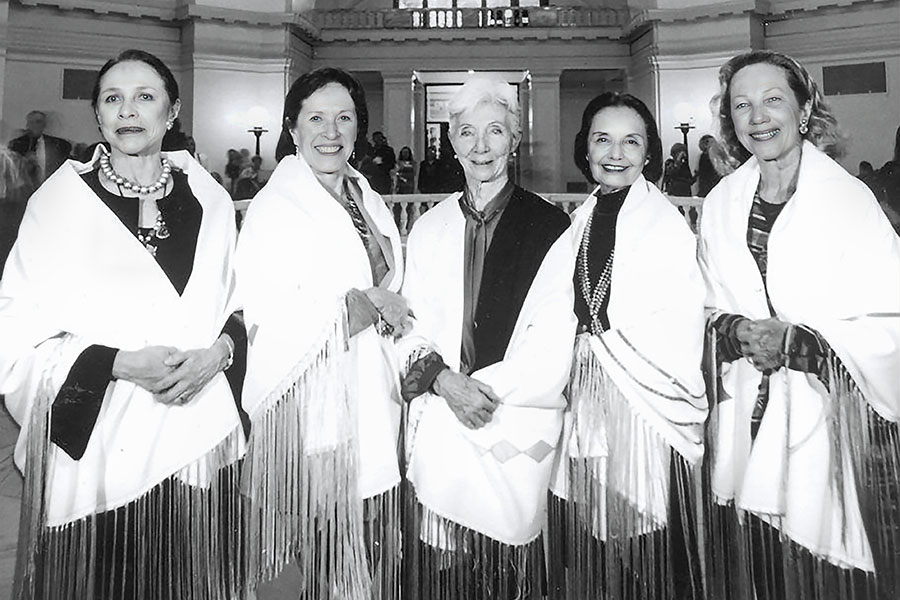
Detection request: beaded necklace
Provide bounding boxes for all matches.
[577,210,615,335]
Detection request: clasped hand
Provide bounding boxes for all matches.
[433,369,501,430]
[112,337,231,406]
[735,317,790,373]
[364,287,414,338]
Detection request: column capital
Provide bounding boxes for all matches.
[382,70,415,85]
[528,69,561,84]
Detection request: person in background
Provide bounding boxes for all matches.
[234,154,264,199]
[547,91,707,600]
[394,146,416,194]
[224,148,243,196]
[0,48,246,600]
[417,146,441,193]
[236,67,409,600]
[663,142,694,197]
[368,131,396,195]
[700,49,900,600]
[0,147,31,273]
[398,73,575,599]
[8,110,72,186]
[696,134,723,197]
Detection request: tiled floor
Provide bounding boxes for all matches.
[0,401,23,599]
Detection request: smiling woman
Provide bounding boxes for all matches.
[397,73,574,599]
[701,50,900,600]
[236,67,409,599]
[546,91,707,600]
[0,49,247,600]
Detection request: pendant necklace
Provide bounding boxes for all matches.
[100,151,172,256]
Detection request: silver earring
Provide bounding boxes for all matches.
[799,118,808,135]
[166,121,173,131]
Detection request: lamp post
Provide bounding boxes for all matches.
[674,122,696,164]
[672,102,696,164]
[247,126,268,157]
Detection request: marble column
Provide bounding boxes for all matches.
[527,69,562,194]
[381,70,414,154]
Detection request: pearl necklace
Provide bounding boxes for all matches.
[99,151,172,195]
[577,211,615,335]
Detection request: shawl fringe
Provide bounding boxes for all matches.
[240,299,373,599]
[549,335,703,600]
[14,356,246,600]
[403,484,545,600]
[364,484,402,600]
[704,344,900,600]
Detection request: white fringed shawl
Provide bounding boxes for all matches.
[0,149,243,526]
[0,149,245,600]
[235,152,404,593]
[399,191,577,547]
[552,174,707,530]
[699,141,900,571]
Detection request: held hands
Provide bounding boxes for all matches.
[433,369,501,430]
[736,317,790,373]
[112,337,232,406]
[363,287,414,338]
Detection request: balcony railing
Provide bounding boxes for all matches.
[311,7,631,31]
[235,193,704,237]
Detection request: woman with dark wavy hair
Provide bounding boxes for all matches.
[236,67,409,599]
[700,50,900,600]
[547,91,707,600]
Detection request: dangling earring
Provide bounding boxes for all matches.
[166,121,173,131]
[799,118,809,135]
[351,150,356,161]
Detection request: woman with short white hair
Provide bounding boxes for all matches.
[398,73,576,599]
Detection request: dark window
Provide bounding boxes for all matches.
[822,62,886,96]
[63,69,97,100]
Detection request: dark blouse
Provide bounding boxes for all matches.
[50,169,248,459]
[574,186,629,335]
[81,169,201,294]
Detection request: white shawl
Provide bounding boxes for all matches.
[551,175,707,528]
[0,149,243,527]
[400,191,577,546]
[236,151,404,501]
[699,141,900,570]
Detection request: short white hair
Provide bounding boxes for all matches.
[448,73,521,138]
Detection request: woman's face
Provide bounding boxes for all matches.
[586,105,648,193]
[95,61,178,158]
[291,82,357,177]
[450,101,518,187]
[729,62,810,163]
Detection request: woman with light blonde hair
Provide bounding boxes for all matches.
[700,49,900,600]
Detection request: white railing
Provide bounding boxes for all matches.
[234,194,704,236]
